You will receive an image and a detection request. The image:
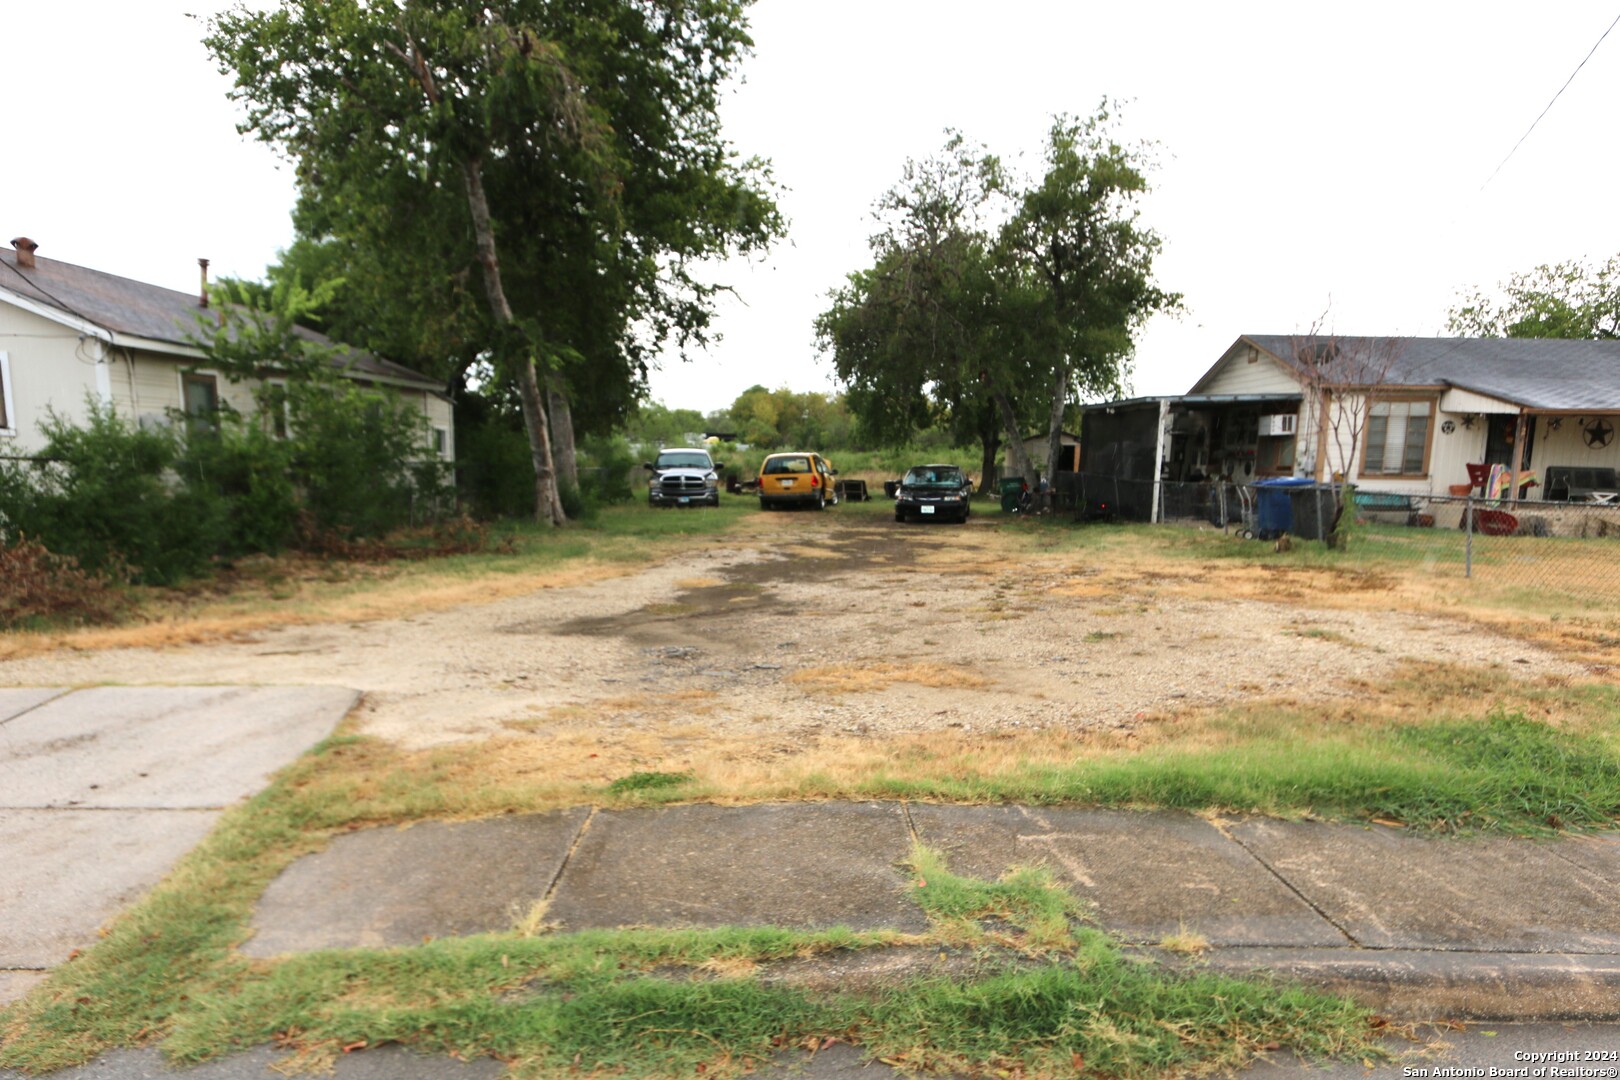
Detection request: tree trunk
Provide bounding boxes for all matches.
[1044,365,1068,484]
[461,158,566,526]
[994,389,1037,487]
[978,424,1000,501]
[547,376,579,492]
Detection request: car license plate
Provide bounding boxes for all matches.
[780,479,794,488]
[921,505,935,515]
[679,496,691,505]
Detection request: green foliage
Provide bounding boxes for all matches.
[1448,255,1620,339]
[282,379,436,539]
[818,108,1176,482]
[858,707,1620,835]
[206,0,785,515]
[577,434,637,505]
[0,403,222,585]
[709,386,856,451]
[175,415,298,557]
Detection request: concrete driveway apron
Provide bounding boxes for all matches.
[0,685,358,1004]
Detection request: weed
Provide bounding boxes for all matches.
[1158,925,1211,956]
[606,771,695,795]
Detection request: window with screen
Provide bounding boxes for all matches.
[1363,400,1432,476]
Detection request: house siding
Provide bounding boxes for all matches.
[0,303,107,454]
[1194,343,1301,397]
[1,301,452,461]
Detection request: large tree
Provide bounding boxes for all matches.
[998,108,1179,485]
[816,136,1026,487]
[1447,256,1620,340]
[819,110,1176,491]
[206,0,780,524]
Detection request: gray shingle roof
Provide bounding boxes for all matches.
[0,248,442,392]
[1245,334,1620,412]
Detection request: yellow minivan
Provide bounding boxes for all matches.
[757,452,838,511]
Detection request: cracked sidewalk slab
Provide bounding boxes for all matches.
[245,810,591,956]
[907,805,1346,947]
[1232,820,1620,953]
[248,803,927,953]
[543,802,928,933]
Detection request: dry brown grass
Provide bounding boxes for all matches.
[786,662,993,693]
[0,560,639,662]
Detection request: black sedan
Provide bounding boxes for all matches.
[894,464,973,523]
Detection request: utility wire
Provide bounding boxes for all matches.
[1482,10,1620,190]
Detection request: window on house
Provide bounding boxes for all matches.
[432,426,448,456]
[0,351,12,434]
[265,381,289,439]
[182,373,219,433]
[1363,400,1432,476]
[1259,436,1296,474]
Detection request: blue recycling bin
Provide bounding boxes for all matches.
[1252,477,1315,538]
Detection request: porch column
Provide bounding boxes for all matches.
[1150,398,1169,524]
[1509,410,1528,505]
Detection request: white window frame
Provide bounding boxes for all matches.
[0,350,13,437]
[432,425,449,457]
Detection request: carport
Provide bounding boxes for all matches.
[1076,393,1304,522]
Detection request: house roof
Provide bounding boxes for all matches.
[0,247,443,393]
[1242,334,1620,413]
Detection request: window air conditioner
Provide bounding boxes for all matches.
[1259,414,1297,437]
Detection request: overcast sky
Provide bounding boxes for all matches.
[6,2,1619,413]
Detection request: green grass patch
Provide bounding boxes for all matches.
[605,770,695,795]
[858,709,1620,834]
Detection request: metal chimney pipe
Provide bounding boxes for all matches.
[11,237,38,269]
[198,258,210,308]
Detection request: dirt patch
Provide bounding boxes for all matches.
[0,513,1591,753]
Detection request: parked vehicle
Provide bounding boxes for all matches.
[758,452,839,510]
[895,464,973,523]
[645,447,722,508]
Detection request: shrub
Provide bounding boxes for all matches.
[0,538,127,629]
[176,416,298,557]
[282,380,433,539]
[0,403,221,585]
[455,417,535,520]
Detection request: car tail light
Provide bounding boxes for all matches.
[810,475,820,487]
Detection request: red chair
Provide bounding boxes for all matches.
[1465,463,1490,494]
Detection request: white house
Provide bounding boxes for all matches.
[0,237,453,460]
[1079,334,1620,521]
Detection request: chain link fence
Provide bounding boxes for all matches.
[1051,471,1620,605]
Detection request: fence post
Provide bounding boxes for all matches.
[1464,495,1473,578]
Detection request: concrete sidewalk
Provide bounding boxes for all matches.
[0,685,359,1005]
[243,800,1620,1020]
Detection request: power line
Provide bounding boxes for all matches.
[1482,11,1620,190]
